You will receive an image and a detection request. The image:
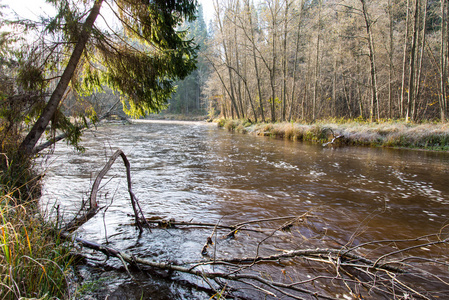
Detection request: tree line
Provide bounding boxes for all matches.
[166,5,210,115]
[3,0,449,158]
[201,0,449,122]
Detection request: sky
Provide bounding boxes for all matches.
[2,0,214,23]
[199,0,214,24]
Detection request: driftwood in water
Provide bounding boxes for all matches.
[61,149,449,299]
[63,149,149,233]
[68,225,449,299]
[322,127,344,147]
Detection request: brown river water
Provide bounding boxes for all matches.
[39,120,449,299]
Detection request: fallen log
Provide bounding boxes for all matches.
[65,233,338,300]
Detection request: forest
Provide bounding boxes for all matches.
[1,0,449,299]
[173,0,449,123]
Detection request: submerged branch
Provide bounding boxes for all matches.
[68,234,336,299]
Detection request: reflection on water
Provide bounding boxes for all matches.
[40,120,449,298]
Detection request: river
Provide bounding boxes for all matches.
[39,120,449,299]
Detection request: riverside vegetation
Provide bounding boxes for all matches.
[0,139,73,299]
[218,118,449,151]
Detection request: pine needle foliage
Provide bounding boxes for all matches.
[77,0,198,118]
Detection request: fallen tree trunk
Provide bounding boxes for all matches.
[66,233,337,300]
[66,228,449,299]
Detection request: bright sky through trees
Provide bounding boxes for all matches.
[2,0,53,20]
[2,0,214,22]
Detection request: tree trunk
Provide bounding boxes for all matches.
[244,0,265,122]
[406,0,420,123]
[388,0,394,119]
[269,0,279,122]
[313,0,322,121]
[305,49,313,120]
[332,57,337,117]
[414,0,428,118]
[360,0,379,122]
[441,0,448,121]
[215,0,240,119]
[282,0,290,121]
[19,0,104,156]
[288,0,305,121]
[242,37,257,122]
[400,0,411,118]
[233,5,245,119]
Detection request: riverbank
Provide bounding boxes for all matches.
[217,119,449,151]
[148,112,208,121]
[0,145,72,298]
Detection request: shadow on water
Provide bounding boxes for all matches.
[40,120,449,299]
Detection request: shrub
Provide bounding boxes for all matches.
[216,118,226,128]
[224,119,237,131]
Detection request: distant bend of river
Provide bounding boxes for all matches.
[39,120,449,299]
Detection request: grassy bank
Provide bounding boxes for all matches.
[149,112,208,121]
[217,119,449,151]
[0,149,72,298]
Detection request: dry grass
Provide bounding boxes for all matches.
[217,119,449,150]
[0,148,73,299]
[0,191,72,299]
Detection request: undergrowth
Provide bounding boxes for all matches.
[0,194,72,299]
[0,135,73,299]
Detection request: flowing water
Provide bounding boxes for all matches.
[40,120,449,299]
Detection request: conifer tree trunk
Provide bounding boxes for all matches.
[19,0,104,155]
